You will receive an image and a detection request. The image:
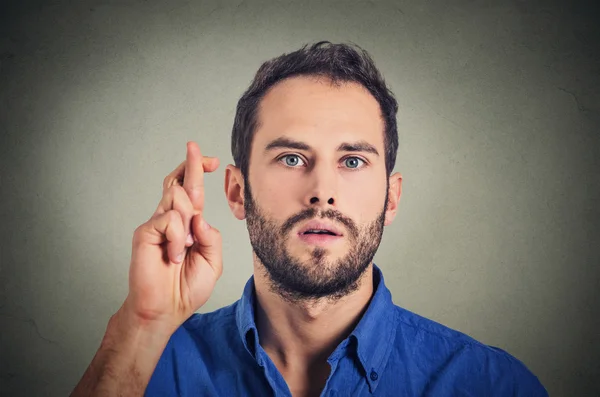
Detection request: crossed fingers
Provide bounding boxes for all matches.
[155,142,220,244]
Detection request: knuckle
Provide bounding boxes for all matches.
[162,175,172,190]
[187,184,204,193]
[161,186,185,208]
[162,185,176,200]
[167,209,183,224]
[186,188,203,203]
[168,185,187,200]
[134,223,144,235]
[132,225,142,243]
[173,184,188,196]
[132,223,148,247]
[163,174,183,191]
[165,184,180,196]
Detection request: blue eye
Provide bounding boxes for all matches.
[344,157,364,169]
[281,155,305,167]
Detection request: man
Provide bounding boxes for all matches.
[71,42,547,396]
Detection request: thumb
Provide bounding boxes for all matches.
[190,214,223,270]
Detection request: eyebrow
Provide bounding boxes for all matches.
[264,137,380,156]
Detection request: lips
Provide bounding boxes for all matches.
[297,220,343,237]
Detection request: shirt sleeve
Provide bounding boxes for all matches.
[145,338,180,397]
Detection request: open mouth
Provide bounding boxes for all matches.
[302,230,338,236]
[297,229,342,246]
[296,220,343,245]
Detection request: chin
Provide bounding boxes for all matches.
[291,245,339,261]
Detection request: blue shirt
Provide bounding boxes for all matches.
[146,265,547,396]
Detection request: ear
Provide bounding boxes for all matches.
[384,172,402,226]
[225,165,246,220]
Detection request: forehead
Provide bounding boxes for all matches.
[254,76,384,148]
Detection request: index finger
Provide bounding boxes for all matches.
[162,156,219,193]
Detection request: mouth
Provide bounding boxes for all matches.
[297,231,343,246]
[296,221,344,246]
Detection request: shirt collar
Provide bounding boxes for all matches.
[235,274,261,361]
[350,264,397,392]
[235,264,398,389]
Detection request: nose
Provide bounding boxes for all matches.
[309,196,334,205]
[304,162,337,208]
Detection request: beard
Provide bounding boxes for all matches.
[244,181,388,304]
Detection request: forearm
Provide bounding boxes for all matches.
[71,308,173,397]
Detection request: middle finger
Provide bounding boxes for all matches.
[183,141,206,213]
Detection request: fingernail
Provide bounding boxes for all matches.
[186,233,193,245]
[176,252,184,263]
[201,219,210,230]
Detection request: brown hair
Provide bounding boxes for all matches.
[231,41,399,179]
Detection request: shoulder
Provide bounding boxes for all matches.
[388,305,548,396]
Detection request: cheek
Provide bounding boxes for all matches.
[252,173,300,214]
[340,175,387,218]
[344,187,381,216]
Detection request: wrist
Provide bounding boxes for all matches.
[94,306,174,384]
[74,305,173,396]
[104,305,175,352]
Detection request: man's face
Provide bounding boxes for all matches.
[244,76,390,302]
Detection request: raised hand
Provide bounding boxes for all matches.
[123,141,223,334]
[71,142,224,396]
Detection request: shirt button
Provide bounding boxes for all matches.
[370,371,378,381]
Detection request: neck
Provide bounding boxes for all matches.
[253,262,375,371]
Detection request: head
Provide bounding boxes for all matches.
[225,41,402,303]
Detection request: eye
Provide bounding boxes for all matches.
[343,157,365,169]
[279,154,306,167]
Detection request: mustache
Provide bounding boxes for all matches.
[280,208,358,237]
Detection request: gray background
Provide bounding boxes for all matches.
[1,0,598,396]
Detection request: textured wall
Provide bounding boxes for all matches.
[1,1,598,396]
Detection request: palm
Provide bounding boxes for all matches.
[128,240,216,325]
[181,245,219,314]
